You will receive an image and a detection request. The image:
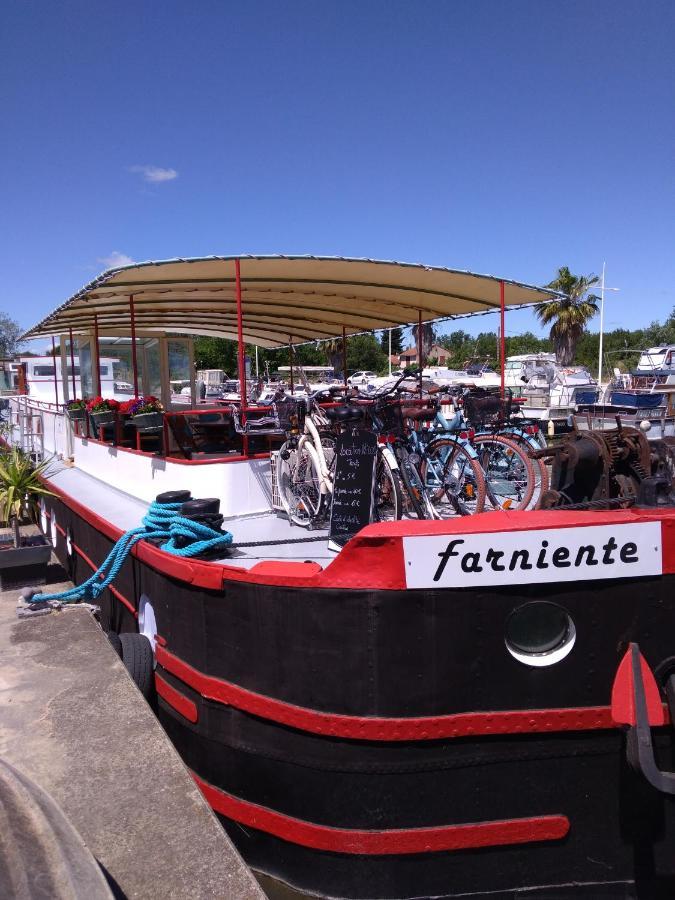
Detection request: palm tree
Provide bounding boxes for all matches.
[411,322,435,369]
[536,267,600,365]
[324,338,345,377]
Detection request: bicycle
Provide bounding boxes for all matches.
[359,375,487,519]
[459,388,539,510]
[275,387,401,528]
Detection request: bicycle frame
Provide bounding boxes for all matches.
[297,406,333,497]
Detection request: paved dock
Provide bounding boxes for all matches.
[0,550,266,899]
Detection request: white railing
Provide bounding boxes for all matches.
[8,396,71,459]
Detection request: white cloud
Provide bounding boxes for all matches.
[98,251,135,269]
[129,164,178,183]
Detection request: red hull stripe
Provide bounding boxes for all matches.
[156,645,616,741]
[192,771,569,854]
[155,673,199,723]
[43,474,675,592]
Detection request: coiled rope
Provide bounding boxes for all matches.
[29,500,233,605]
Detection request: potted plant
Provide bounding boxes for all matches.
[65,398,88,421]
[0,448,55,590]
[86,396,120,426]
[124,396,164,431]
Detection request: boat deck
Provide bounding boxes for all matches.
[48,463,335,569]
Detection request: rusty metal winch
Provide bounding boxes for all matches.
[533,419,675,510]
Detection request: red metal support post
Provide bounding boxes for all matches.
[235,259,247,410]
[93,313,101,397]
[418,309,423,397]
[289,338,294,394]
[500,280,506,398]
[129,295,139,398]
[342,326,347,388]
[50,335,59,406]
[68,327,77,398]
[234,259,248,454]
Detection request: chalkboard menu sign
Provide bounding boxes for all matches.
[328,430,378,551]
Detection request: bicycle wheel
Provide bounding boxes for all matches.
[397,447,432,518]
[505,433,549,507]
[276,441,324,527]
[473,434,536,511]
[373,449,403,521]
[422,438,487,517]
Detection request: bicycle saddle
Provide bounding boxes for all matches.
[325,404,364,423]
[401,407,436,421]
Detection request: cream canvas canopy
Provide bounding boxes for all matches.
[22,255,562,347]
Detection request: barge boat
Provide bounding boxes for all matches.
[11,256,675,898]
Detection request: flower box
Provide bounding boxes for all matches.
[66,407,86,421]
[0,533,51,591]
[131,412,164,432]
[89,409,116,425]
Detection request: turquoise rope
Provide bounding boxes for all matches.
[31,500,233,604]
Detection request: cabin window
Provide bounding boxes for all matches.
[504,601,576,667]
[33,365,56,377]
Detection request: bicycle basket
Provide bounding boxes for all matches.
[274,397,306,432]
[369,399,405,437]
[463,389,512,427]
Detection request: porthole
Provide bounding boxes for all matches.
[50,512,58,548]
[138,594,158,660]
[505,601,576,667]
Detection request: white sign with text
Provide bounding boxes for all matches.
[403,522,663,589]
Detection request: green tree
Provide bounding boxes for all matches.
[0,314,24,358]
[536,267,600,365]
[194,336,238,373]
[379,327,403,356]
[346,333,388,373]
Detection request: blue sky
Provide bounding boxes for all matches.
[2,0,674,350]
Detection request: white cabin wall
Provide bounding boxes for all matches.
[73,436,273,517]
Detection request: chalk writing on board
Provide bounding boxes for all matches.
[328,430,377,550]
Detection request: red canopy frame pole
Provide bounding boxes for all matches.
[129,295,139,398]
[93,313,101,396]
[342,326,347,388]
[418,309,423,397]
[68,327,77,398]
[288,338,294,393]
[499,280,506,398]
[234,259,248,454]
[50,335,59,406]
[235,259,247,410]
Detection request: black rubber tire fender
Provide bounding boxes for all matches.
[106,631,123,658]
[119,633,154,699]
[155,490,192,505]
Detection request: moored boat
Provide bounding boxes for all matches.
[10,255,675,898]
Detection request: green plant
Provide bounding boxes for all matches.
[66,397,88,411]
[536,267,600,365]
[0,449,55,548]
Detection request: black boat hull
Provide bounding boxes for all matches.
[42,484,675,898]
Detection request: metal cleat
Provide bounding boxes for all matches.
[611,642,675,794]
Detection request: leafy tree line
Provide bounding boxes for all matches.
[194,307,675,380]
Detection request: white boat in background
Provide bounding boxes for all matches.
[13,354,135,403]
[574,347,675,438]
[504,353,597,423]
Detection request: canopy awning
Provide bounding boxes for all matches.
[22,255,562,348]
